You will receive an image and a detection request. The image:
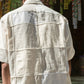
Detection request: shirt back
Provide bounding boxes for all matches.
[0,1,75,84]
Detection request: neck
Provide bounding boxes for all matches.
[23,0,26,4]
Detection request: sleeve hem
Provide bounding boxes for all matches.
[0,50,8,63]
[68,48,75,61]
[0,59,8,63]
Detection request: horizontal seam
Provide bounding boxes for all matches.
[8,46,67,52]
[0,49,8,51]
[9,22,61,28]
[11,72,68,78]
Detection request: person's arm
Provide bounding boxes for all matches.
[68,61,71,75]
[0,14,10,84]
[64,19,75,75]
[1,63,10,84]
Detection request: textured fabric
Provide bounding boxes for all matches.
[0,0,75,84]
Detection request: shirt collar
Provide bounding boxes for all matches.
[24,0,43,5]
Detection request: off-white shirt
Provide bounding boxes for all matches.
[0,0,75,84]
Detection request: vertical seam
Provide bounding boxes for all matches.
[11,13,17,84]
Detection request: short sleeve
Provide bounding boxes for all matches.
[65,19,75,61]
[0,20,8,63]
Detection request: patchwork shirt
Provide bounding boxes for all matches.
[0,0,75,84]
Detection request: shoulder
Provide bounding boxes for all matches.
[36,4,68,23]
[1,5,23,20]
[0,6,23,26]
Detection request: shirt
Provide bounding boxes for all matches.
[0,0,75,84]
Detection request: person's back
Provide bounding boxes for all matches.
[0,0,75,84]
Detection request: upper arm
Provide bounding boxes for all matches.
[64,19,75,61]
[0,18,9,63]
